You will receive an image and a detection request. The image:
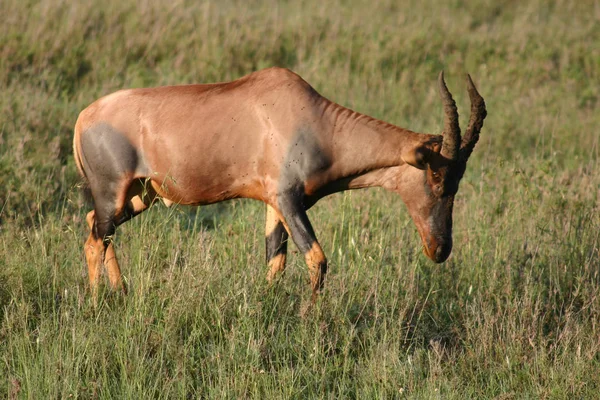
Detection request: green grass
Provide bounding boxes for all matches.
[1,0,599,397]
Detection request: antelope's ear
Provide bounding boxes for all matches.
[401,145,432,170]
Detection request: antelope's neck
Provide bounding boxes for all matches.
[320,102,425,191]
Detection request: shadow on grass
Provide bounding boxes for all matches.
[168,200,247,233]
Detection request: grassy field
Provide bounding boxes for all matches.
[1,0,599,397]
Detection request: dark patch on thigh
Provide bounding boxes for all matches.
[80,123,140,182]
[80,123,144,220]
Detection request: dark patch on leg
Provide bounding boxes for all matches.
[277,189,316,254]
[277,188,328,297]
[265,222,288,282]
[265,223,288,263]
[265,205,289,282]
[96,221,115,245]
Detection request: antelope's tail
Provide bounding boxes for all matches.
[73,115,87,181]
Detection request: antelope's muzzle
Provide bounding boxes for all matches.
[423,236,452,263]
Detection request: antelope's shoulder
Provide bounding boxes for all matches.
[250,66,301,83]
[249,67,320,96]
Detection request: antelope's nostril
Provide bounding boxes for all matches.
[434,245,448,263]
[434,239,452,263]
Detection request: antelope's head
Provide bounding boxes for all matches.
[398,72,487,263]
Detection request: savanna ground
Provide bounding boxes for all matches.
[1,0,599,398]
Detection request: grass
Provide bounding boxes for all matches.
[1,0,599,397]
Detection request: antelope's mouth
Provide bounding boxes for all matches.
[422,236,452,263]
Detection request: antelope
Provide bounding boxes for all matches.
[73,67,486,300]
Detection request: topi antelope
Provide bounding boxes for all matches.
[73,67,486,300]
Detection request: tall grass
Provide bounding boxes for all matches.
[1,0,599,397]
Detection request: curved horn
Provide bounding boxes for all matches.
[460,74,487,161]
[438,71,461,160]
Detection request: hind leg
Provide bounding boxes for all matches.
[101,181,158,292]
[104,244,125,293]
[84,205,116,301]
[86,210,126,293]
[84,212,104,298]
[85,179,157,296]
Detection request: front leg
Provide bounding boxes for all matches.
[265,205,289,282]
[277,192,328,300]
